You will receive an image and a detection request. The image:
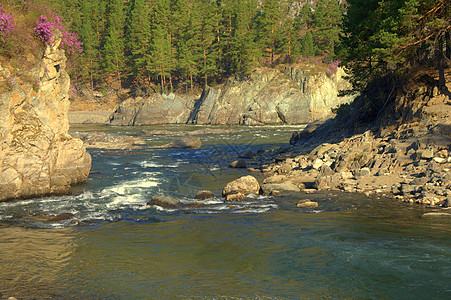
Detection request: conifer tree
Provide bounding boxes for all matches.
[103,0,126,87]
[312,0,343,56]
[125,0,152,88]
[255,0,283,64]
[299,30,315,58]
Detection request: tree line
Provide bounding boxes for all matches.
[56,0,344,94]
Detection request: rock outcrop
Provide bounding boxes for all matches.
[109,93,195,126]
[108,65,355,126]
[188,66,355,125]
[0,31,91,201]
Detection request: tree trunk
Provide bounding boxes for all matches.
[437,37,446,91]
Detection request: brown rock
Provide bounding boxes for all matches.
[225,192,246,202]
[296,200,319,208]
[194,190,215,200]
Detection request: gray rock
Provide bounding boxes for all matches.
[229,159,247,168]
[238,149,254,159]
[400,183,416,195]
[110,66,355,126]
[353,167,371,179]
[147,196,180,208]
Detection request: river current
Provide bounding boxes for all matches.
[0,125,450,299]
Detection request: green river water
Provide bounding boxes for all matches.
[0,125,450,299]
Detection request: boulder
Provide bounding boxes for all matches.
[194,190,215,200]
[222,175,260,197]
[229,159,247,168]
[296,200,319,208]
[0,30,91,201]
[147,196,180,208]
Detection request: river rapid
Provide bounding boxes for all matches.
[0,125,450,299]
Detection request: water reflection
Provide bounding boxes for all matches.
[0,226,75,299]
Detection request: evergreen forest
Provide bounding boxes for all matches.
[0,0,449,97]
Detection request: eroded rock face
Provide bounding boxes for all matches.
[0,31,91,201]
[190,66,355,125]
[108,65,355,126]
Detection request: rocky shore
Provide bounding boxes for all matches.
[256,82,451,210]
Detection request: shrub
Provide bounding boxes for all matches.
[0,4,15,42]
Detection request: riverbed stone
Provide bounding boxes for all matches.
[229,159,247,168]
[238,149,254,158]
[148,196,180,208]
[194,190,215,200]
[170,137,202,149]
[296,200,319,208]
[222,175,260,197]
[225,192,246,202]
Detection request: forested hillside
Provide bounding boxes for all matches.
[0,0,345,95]
[0,0,449,99]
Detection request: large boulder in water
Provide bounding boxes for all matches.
[0,30,91,201]
[222,175,260,197]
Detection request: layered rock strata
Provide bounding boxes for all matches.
[0,31,91,201]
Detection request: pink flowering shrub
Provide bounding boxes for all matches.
[326,60,341,75]
[0,5,15,42]
[34,12,82,55]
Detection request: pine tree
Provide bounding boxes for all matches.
[255,0,283,64]
[103,0,126,87]
[125,0,152,88]
[299,30,315,58]
[312,0,343,56]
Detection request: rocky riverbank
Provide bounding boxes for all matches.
[256,78,451,210]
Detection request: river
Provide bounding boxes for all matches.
[0,125,450,299]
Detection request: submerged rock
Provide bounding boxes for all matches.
[147,196,180,208]
[72,132,146,150]
[229,159,247,168]
[194,190,215,200]
[296,200,319,208]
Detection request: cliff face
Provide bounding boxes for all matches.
[109,65,355,126]
[0,32,91,201]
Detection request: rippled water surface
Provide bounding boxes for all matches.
[0,125,450,299]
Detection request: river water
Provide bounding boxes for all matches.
[0,125,450,299]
